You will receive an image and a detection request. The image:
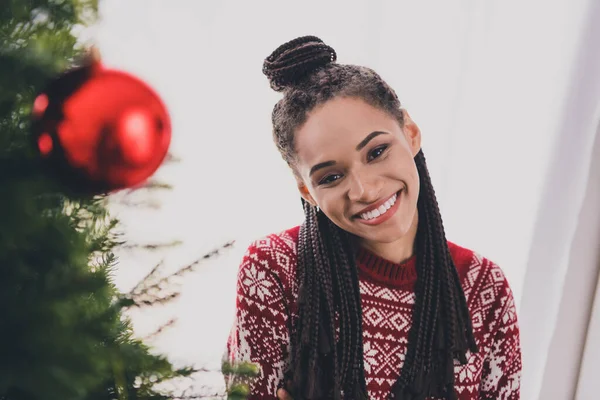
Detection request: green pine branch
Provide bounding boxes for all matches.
[119,241,235,310]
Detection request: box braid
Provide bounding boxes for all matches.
[264,36,477,400]
[286,199,368,399]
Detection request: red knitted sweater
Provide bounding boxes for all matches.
[224,226,521,399]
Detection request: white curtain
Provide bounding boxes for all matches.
[518,0,600,396]
[546,111,600,400]
[92,0,600,397]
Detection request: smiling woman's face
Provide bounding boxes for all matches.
[294,96,422,245]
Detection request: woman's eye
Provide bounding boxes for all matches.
[368,145,389,161]
[319,174,342,185]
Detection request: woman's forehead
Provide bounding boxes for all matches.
[295,98,401,156]
[306,97,391,128]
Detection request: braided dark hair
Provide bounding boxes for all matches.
[263,36,477,400]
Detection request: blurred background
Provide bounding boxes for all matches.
[79,0,600,398]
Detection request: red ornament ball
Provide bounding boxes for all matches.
[31,60,171,195]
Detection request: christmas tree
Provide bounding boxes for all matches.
[0,1,259,399]
[1,1,201,399]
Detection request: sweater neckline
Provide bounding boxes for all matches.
[355,246,417,288]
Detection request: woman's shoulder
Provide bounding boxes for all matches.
[448,241,509,286]
[448,241,517,326]
[245,225,300,261]
[240,226,301,287]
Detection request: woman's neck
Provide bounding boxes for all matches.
[358,210,419,264]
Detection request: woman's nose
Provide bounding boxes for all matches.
[347,171,381,203]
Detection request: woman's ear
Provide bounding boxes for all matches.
[402,109,422,156]
[297,181,317,207]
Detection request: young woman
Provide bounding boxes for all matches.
[224,36,521,400]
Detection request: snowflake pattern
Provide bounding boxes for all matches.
[225,227,522,400]
[241,263,274,302]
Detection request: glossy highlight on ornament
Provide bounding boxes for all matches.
[116,108,156,165]
[37,132,53,156]
[31,58,172,195]
[33,94,49,117]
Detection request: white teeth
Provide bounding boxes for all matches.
[359,192,399,220]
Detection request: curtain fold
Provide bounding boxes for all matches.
[519,0,600,398]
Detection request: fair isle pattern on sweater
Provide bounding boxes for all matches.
[224,226,521,399]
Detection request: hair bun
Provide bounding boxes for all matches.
[263,36,336,92]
